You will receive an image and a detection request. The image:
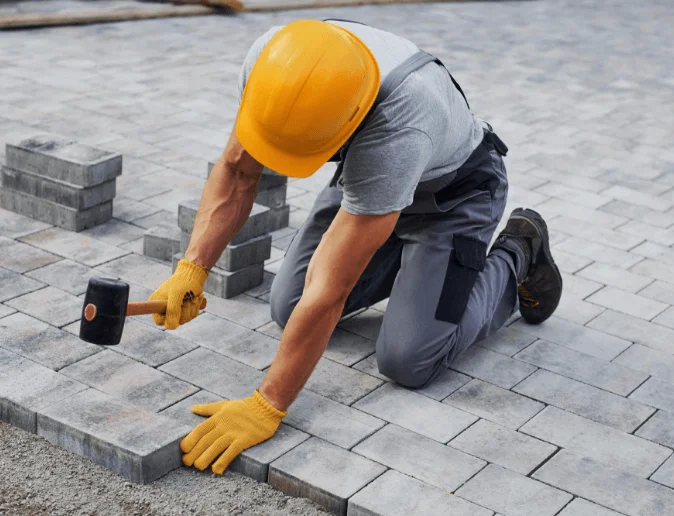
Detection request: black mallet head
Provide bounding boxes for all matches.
[79,277,130,346]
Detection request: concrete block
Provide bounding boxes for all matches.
[353,424,486,491]
[178,200,271,245]
[0,206,52,239]
[536,182,610,209]
[550,216,644,250]
[24,259,108,295]
[113,197,161,223]
[533,450,674,516]
[172,312,279,370]
[0,235,60,273]
[143,223,181,262]
[0,266,45,302]
[172,253,264,298]
[353,383,477,443]
[218,234,272,271]
[513,370,655,433]
[631,258,674,285]
[180,229,190,252]
[636,410,674,449]
[338,309,383,341]
[160,391,309,483]
[37,388,191,484]
[5,285,82,327]
[554,294,607,325]
[207,161,287,190]
[555,236,644,269]
[586,287,667,320]
[60,350,198,411]
[202,293,272,330]
[457,463,572,516]
[20,227,129,267]
[512,316,631,361]
[577,262,654,293]
[476,326,537,357]
[0,189,112,232]
[304,358,383,405]
[1,166,116,210]
[268,437,386,516]
[255,184,287,210]
[445,379,545,430]
[95,253,172,291]
[514,340,648,395]
[629,377,674,413]
[0,347,87,432]
[588,309,674,355]
[653,306,674,330]
[451,345,537,389]
[6,135,122,187]
[450,418,557,475]
[0,312,100,371]
[631,240,674,265]
[80,219,146,247]
[602,184,672,212]
[651,454,674,489]
[348,470,493,516]
[520,406,671,478]
[558,499,622,516]
[268,204,291,232]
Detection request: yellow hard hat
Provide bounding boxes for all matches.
[236,19,380,178]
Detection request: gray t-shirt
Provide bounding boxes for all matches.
[238,20,484,215]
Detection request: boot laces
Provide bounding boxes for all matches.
[518,283,540,308]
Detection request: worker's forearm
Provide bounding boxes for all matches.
[184,157,261,269]
[259,292,345,410]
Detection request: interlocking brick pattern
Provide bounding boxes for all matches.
[1,0,674,514]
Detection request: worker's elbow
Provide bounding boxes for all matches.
[302,278,350,318]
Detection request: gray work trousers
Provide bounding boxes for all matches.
[269,134,519,389]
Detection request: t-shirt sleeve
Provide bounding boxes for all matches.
[339,125,433,215]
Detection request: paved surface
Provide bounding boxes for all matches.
[1,0,674,514]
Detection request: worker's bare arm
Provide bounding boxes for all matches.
[184,130,264,270]
[259,208,401,410]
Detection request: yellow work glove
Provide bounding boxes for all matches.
[180,390,287,475]
[149,259,209,330]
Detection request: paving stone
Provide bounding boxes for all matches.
[24,258,107,295]
[653,306,674,330]
[521,406,671,478]
[2,165,116,210]
[120,236,144,255]
[554,294,607,325]
[132,209,176,230]
[514,340,648,396]
[577,262,653,293]
[269,437,386,516]
[549,216,644,251]
[588,310,674,355]
[535,182,610,209]
[20,227,129,267]
[203,293,272,330]
[560,272,604,299]
[288,207,310,230]
[6,135,122,187]
[354,383,477,443]
[37,388,190,484]
[255,184,287,210]
[0,312,100,370]
[476,326,537,357]
[536,197,626,228]
[445,379,544,430]
[61,350,198,411]
[637,410,674,449]
[159,390,309,483]
[268,204,291,232]
[631,241,674,265]
[1,189,113,232]
[619,221,674,247]
[613,344,674,385]
[0,304,16,318]
[348,469,493,516]
[602,185,672,212]
[0,206,51,238]
[631,258,674,285]
[0,266,45,302]
[600,199,674,229]
[512,316,631,361]
[555,236,644,268]
[0,236,60,273]
[354,423,485,491]
[81,218,145,247]
[112,197,161,223]
[533,450,674,516]
[208,234,272,272]
[450,344,537,389]
[630,377,674,413]
[551,249,593,274]
[449,418,557,476]
[586,287,668,320]
[5,285,82,327]
[651,454,674,489]
[457,463,572,516]
[0,347,88,432]
[558,498,627,516]
[95,253,172,291]
[305,358,383,405]
[338,309,383,341]
[514,370,655,433]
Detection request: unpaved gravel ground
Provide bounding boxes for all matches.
[0,423,328,516]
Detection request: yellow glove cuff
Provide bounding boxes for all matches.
[251,390,288,420]
[176,259,210,283]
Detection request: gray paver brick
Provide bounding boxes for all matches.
[24,258,107,295]
[5,285,82,327]
[353,423,486,491]
[338,309,383,341]
[588,310,674,355]
[631,240,674,265]
[451,344,537,389]
[81,218,145,247]
[636,410,674,449]
[217,234,273,271]
[631,258,674,287]
[603,185,673,212]
[613,344,674,385]
[651,454,674,489]
[554,295,607,325]
[269,437,386,516]
[512,316,631,361]
[577,262,653,293]
[629,377,674,413]
[0,305,16,318]
[533,450,674,516]
[354,383,477,443]
[0,347,87,432]
[0,266,45,302]
[555,236,644,269]
[601,199,674,229]
[550,216,644,251]
[173,253,264,298]
[558,499,624,516]
[0,206,51,239]
[537,197,626,228]
[521,406,671,478]
[95,253,172,291]
[550,249,593,274]
[112,197,161,223]
[347,470,493,516]
[159,390,309,482]
[619,220,674,247]
[61,350,198,411]
[0,312,100,370]
[267,204,290,232]
[535,182,610,209]
[653,307,674,330]
[0,236,60,273]
[143,223,181,262]
[586,287,668,320]
[514,340,648,396]
[20,227,129,267]
[203,293,272,330]
[255,184,287,210]
[476,326,537,357]
[37,388,190,484]
[457,463,572,516]
[449,418,557,476]
[305,358,383,405]
[560,272,604,299]
[513,370,655,433]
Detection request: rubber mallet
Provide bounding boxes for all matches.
[79,277,206,345]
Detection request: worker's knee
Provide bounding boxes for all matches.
[376,342,437,389]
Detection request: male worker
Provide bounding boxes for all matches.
[150,19,562,475]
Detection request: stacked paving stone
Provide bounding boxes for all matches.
[173,199,271,298]
[1,135,121,232]
[142,222,181,262]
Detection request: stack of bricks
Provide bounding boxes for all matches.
[1,135,121,232]
[172,199,271,298]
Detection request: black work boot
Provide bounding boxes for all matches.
[491,208,563,325]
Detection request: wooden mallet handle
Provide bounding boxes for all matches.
[126,298,207,316]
